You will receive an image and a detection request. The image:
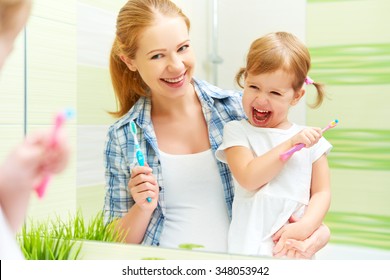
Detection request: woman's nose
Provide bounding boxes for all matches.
[167,54,183,71]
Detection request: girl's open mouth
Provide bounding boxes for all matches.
[252,107,271,126]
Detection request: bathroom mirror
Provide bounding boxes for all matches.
[1,0,389,259]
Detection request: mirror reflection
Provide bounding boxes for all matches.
[1,0,389,260]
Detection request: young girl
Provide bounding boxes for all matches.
[216,31,332,257]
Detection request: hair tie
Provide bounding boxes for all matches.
[305,76,314,85]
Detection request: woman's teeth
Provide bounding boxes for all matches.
[163,75,184,83]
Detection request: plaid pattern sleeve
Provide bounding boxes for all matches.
[103,97,162,245]
[103,123,133,224]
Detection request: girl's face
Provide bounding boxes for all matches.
[242,69,304,129]
[123,15,195,101]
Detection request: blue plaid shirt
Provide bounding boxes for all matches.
[103,78,245,246]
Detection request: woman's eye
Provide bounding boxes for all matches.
[151,54,163,60]
[178,44,189,52]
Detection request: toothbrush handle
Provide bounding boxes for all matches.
[50,113,66,147]
[135,146,150,203]
[35,174,51,198]
[35,112,65,198]
[280,121,337,161]
[280,143,305,161]
[136,149,145,166]
[322,126,331,133]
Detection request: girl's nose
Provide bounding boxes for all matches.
[255,93,268,104]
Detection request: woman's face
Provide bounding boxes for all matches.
[242,69,304,129]
[125,15,195,101]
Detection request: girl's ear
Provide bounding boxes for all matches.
[120,55,137,71]
[291,88,305,105]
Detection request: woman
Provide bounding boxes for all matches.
[104,0,330,258]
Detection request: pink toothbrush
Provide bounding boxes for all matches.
[35,109,75,198]
[279,119,338,161]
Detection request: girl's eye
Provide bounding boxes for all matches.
[178,44,189,52]
[151,54,163,60]
[271,91,282,96]
[249,85,259,90]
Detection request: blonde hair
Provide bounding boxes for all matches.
[0,0,25,5]
[109,0,190,118]
[0,0,31,33]
[236,31,325,108]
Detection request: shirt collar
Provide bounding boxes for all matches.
[115,77,235,129]
[192,77,235,108]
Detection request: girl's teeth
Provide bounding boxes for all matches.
[254,108,269,113]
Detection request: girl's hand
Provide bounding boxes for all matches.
[128,165,159,212]
[291,127,322,148]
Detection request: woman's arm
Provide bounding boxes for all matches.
[0,129,69,232]
[112,165,159,244]
[103,127,158,244]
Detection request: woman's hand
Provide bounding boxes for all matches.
[272,220,311,245]
[0,129,69,191]
[128,165,159,212]
[272,216,331,259]
[113,164,159,244]
[0,128,70,232]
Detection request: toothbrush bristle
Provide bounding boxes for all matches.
[64,108,75,119]
[130,120,137,134]
[330,119,339,127]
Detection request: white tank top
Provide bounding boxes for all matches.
[158,149,229,253]
[0,207,24,259]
